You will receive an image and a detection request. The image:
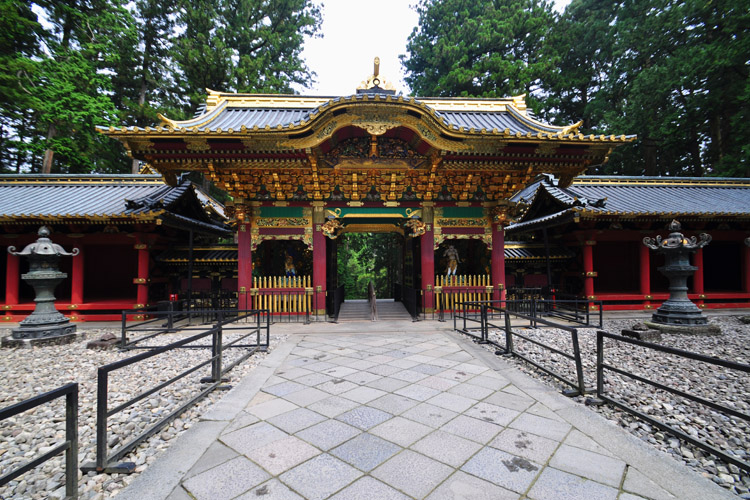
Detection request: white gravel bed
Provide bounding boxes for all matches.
[0,325,288,499]
[482,315,750,497]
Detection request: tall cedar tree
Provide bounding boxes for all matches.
[110,0,179,172]
[0,0,320,173]
[34,0,129,173]
[401,0,554,108]
[173,0,321,113]
[539,0,617,132]
[0,0,44,173]
[593,0,750,176]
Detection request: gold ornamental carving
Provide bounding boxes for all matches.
[255,217,310,227]
[127,138,155,153]
[433,233,492,250]
[357,57,397,91]
[436,218,486,227]
[185,138,211,151]
[351,115,399,136]
[321,219,343,239]
[251,233,312,251]
[279,108,472,152]
[316,120,338,139]
[405,218,426,238]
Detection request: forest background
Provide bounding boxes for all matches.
[1,0,748,178]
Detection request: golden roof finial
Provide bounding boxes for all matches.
[357,56,396,92]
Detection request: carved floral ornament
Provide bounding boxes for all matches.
[404,218,426,238]
[321,218,344,239]
[433,232,492,251]
[490,201,524,226]
[350,115,399,136]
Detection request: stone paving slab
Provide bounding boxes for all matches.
[115,321,735,500]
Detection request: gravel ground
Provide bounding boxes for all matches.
[481,314,750,497]
[0,323,288,499]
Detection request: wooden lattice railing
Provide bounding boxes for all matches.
[247,276,313,315]
[434,275,494,312]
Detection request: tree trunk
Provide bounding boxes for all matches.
[42,123,57,174]
[132,55,150,175]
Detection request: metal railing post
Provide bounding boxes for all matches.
[480,304,488,343]
[504,309,513,354]
[570,328,585,396]
[453,302,457,331]
[212,312,223,382]
[95,368,108,471]
[167,300,174,331]
[463,301,467,332]
[266,309,270,346]
[121,312,127,348]
[66,385,79,499]
[596,331,604,397]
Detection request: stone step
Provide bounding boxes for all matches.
[337,300,412,322]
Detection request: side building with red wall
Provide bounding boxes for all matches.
[506,175,750,311]
[0,174,231,322]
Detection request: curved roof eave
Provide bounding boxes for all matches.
[99,93,636,146]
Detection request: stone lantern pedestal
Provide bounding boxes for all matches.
[3,227,81,348]
[643,220,719,334]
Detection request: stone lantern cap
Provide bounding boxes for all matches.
[643,219,711,251]
[8,226,79,257]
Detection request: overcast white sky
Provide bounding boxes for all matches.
[298,0,570,97]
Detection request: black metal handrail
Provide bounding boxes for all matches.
[0,383,78,499]
[454,300,587,396]
[536,298,603,328]
[595,330,750,473]
[83,309,269,474]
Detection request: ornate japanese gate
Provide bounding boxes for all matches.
[102,60,634,318]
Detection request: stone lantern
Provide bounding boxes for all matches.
[643,220,717,332]
[3,226,79,346]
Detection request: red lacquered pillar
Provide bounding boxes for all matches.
[313,227,326,315]
[6,252,19,305]
[5,253,19,312]
[237,223,253,310]
[421,225,435,313]
[71,247,84,317]
[491,222,506,302]
[583,238,597,310]
[693,247,705,308]
[639,243,651,310]
[135,238,150,309]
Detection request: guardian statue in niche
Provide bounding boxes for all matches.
[284,252,297,277]
[444,245,461,276]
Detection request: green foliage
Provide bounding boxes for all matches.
[538,0,617,131]
[0,0,321,173]
[403,0,750,177]
[0,0,43,172]
[402,0,555,109]
[173,0,321,112]
[337,233,402,299]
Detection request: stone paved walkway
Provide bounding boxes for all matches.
[116,321,734,500]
